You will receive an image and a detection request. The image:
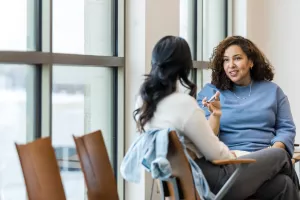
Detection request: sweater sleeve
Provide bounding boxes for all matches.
[196,83,218,118]
[183,107,235,161]
[271,87,296,157]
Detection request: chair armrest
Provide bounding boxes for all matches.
[292,153,300,164]
[212,159,256,165]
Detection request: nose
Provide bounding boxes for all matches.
[228,59,236,69]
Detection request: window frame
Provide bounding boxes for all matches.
[190,0,232,89]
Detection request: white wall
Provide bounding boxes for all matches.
[125,0,180,199]
[243,1,300,143]
[125,0,146,199]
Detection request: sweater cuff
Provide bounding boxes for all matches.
[271,137,294,157]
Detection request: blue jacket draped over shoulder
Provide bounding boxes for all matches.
[120,128,215,200]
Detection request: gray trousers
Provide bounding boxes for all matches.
[195,148,300,200]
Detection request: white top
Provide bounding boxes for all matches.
[135,92,234,161]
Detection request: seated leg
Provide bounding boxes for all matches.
[251,174,299,200]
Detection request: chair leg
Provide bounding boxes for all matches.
[159,177,180,200]
[215,163,251,200]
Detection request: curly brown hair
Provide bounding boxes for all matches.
[210,36,274,90]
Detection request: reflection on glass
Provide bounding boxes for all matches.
[53,0,113,55]
[52,65,113,200]
[0,0,36,50]
[0,64,35,200]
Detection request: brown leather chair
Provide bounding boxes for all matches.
[15,137,66,200]
[158,131,256,200]
[73,130,119,200]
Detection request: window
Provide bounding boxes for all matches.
[0,64,36,200]
[200,0,228,87]
[52,66,114,198]
[180,0,196,57]
[180,0,231,90]
[0,0,124,199]
[53,0,113,55]
[0,0,36,50]
[0,0,36,198]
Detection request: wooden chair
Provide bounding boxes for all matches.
[158,131,256,200]
[73,130,119,200]
[15,137,66,200]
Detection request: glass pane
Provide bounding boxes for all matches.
[0,64,35,200]
[52,66,114,200]
[202,0,226,61]
[0,0,36,50]
[180,0,189,40]
[53,0,113,56]
[180,0,195,58]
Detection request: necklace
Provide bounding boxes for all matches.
[233,81,252,100]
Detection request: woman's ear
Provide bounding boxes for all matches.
[249,60,254,69]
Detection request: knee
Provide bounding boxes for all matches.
[268,147,289,158]
[261,148,291,165]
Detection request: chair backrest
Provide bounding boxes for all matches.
[15,137,66,200]
[160,130,201,200]
[73,130,119,200]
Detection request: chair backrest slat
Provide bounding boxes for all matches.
[15,137,67,200]
[73,130,119,200]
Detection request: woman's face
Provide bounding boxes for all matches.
[223,45,253,86]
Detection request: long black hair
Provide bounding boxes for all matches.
[134,36,196,132]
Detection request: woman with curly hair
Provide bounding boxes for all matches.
[197,35,299,198]
[198,36,294,155]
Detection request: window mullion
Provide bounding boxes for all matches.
[41,0,53,138]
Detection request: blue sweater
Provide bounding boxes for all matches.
[197,81,296,156]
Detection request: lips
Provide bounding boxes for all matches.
[229,70,238,77]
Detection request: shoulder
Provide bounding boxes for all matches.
[255,80,285,94]
[255,81,288,103]
[202,83,217,90]
[135,93,199,109]
[159,93,201,117]
[197,83,218,100]
[134,95,143,110]
[164,93,199,107]
[255,80,280,90]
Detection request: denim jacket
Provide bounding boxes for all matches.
[120,128,215,200]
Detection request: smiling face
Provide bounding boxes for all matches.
[223,45,253,86]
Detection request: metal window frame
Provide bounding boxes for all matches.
[190,0,207,87]
[0,51,124,67]
[116,0,125,198]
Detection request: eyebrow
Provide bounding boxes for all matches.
[223,54,243,58]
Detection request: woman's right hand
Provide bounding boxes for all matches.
[202,91,222,117]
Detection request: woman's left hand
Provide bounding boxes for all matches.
[202,91,222,117]
[272,141,286,149]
